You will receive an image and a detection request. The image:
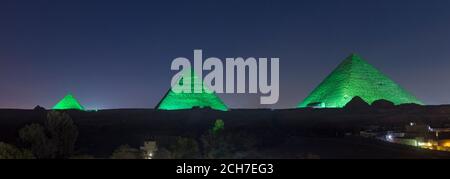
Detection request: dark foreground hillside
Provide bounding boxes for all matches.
[1,105,450,158]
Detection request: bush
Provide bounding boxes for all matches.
[19,124,56,159]
[19,111,78,159]
[0,142,34,159]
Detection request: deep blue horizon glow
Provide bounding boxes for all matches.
[1,0,450,109]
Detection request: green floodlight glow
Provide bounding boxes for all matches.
[156,69,228,111]
[298,54,423,108]
[53,93,85,110]
[212,119,225,134]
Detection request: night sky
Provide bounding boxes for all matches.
[1,0,450,109]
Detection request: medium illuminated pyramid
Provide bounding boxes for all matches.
[298,54,423,108]
[156,69,228,111]
[53,93,85,110]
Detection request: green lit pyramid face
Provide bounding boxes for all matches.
[298,54,423,108]
[53,94,85,110]
[156,69,228,111]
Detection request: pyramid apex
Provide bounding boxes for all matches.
[349,52,359,56]
[53,93,85,110]
[346,53,362,60]
[341,53,368,66]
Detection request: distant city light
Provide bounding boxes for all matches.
[148,152,153,159]
[386,134,394,141]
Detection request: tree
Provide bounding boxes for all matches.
[201,120,258,159]
[168,137,200,159]
[0,142,34,159]
[201,119,234,159]
[19,123,56,159]
[45,111,79,158]
[212,119,225,135]
[111,145,142,159]
[19,111,79,159]
[201,130,232,159]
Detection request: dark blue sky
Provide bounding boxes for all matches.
[1,0,450,109]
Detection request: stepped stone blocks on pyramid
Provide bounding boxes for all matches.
[53,93,85,110]
[298,54,423,108]
[156,69,228,111]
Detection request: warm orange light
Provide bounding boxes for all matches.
[442,142,450,147]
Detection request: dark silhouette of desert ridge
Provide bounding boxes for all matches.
[1,99,450,159]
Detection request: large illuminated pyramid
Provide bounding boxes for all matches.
[53,93,85,110]
[298,54,423,108]
[156,69,228,111]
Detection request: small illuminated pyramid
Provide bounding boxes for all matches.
[156,69,228,111]
[298,54,423,108]
[53,93,85,110]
